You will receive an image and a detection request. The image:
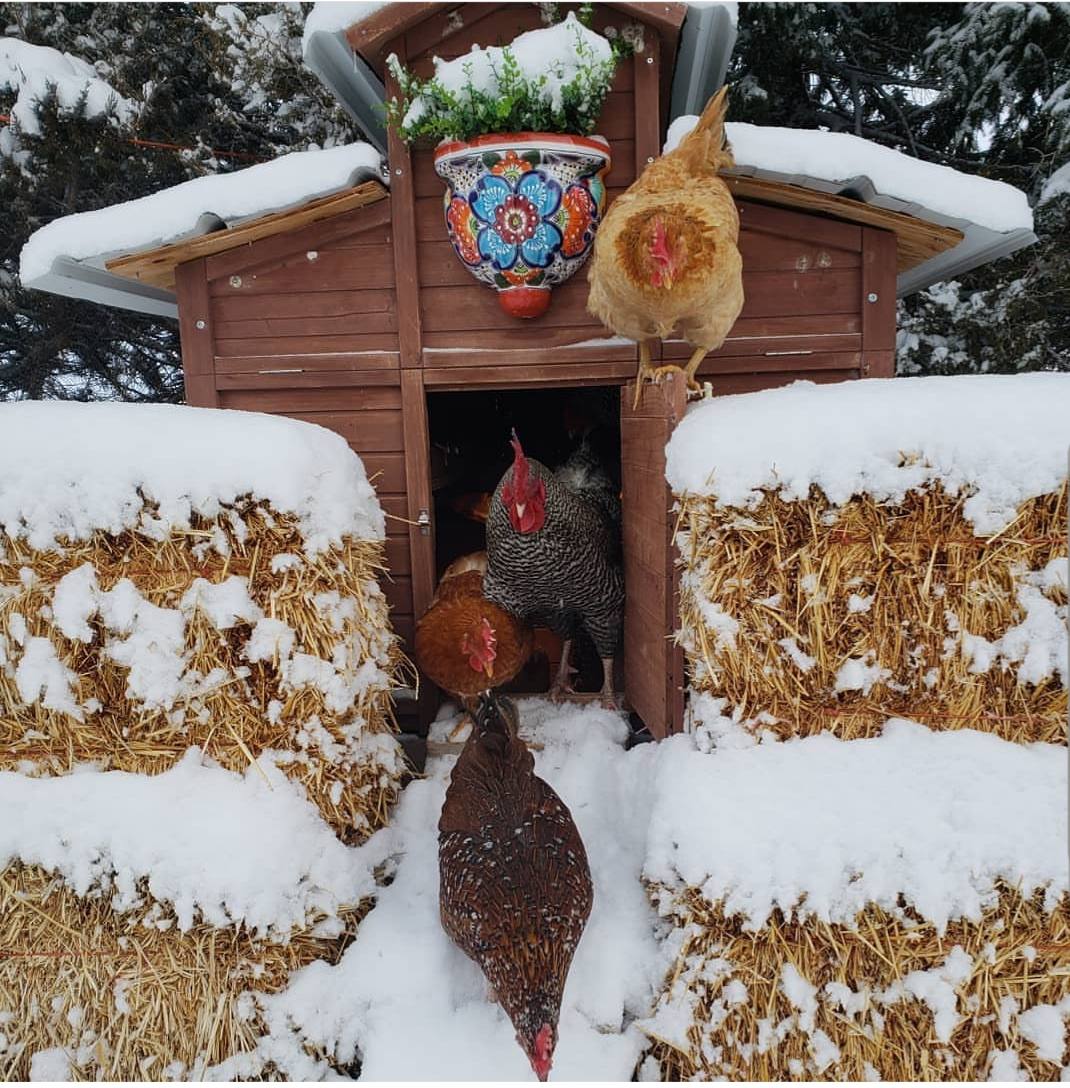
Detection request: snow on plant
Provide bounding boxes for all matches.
[385,7,634,143]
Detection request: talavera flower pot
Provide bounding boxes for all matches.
[434,133,611,319]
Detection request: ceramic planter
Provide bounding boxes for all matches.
[434,132,611,319]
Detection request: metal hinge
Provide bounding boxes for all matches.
[417,509,431,535]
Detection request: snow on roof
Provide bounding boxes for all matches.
[665,373,1070,535]
[0,750,376,937]
[0,37,135,139]
[19,140,384,285]
[0,401,385,551]
[665,118,1034,235]
[302,1,390,52]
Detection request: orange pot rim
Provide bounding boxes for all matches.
[434,131,611,163]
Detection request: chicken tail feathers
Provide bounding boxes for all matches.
[676,85,734,175]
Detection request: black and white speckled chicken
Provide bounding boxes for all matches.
[438,692,593,1082]
[483,433,623,705]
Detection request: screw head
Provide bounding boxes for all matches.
[867,292,879,303]
[229,275,242,288]
[646,56,654,64]
[195,319,206,330]
[307,250,319,261]
[647,156,655,164]
[394,167,403,176]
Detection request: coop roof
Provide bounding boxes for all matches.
[19,142,386,318]
[665,118,1037,295]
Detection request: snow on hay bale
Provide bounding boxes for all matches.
[666,373,1070,745]
[0,402,408,1078]
[638,722,1070,1081]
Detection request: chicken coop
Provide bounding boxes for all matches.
[24,3,1036,749]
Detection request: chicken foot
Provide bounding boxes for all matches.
[549,639,577,700]
[634,342,706,407]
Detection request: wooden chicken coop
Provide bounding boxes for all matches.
[29,2,1020,746]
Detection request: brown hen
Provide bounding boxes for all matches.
[439,692,593,1081]
[414,551,533,706]
[586,86,744,400]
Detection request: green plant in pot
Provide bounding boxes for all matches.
[387,7,635,319]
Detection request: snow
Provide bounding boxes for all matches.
[396,12,614,130]
[666,374,1070,535]
[302,2,390,51]
[1018,999,1070,1064]
[1040,161,1070,205]
[0,37,134,139]
[0,750,376,938]
[663,116,1033,233]
[643,718,1067,930]
[175,701,1067,1079]
[19,142,383,281]
[0,401,384,551]
[28,1047,71,1081]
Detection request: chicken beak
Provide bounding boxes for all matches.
[515,502,526,521]
[483,658,494,679]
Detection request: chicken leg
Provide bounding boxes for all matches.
[600,656,618,710]
[549,639,576,701]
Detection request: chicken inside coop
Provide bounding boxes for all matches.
[426,386,622,700]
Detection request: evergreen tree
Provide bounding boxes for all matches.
[0,2,352,402]
[729,2,1070,376]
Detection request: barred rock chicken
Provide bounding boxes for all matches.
[586,86,743,401]
[415,551,533,708]
[484,434,623,705]
[439,692,593,1081]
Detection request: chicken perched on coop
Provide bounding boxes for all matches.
[483,433,623,705]
[414,551,533,708]
[439,691,593,1082]
[586,86,744,400]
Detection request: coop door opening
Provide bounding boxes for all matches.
[425,385,621,700]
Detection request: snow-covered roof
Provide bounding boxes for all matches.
[665,373,1070,536]
[666,117,1037,295]
[19,142,385,318]
[0,401,385,549]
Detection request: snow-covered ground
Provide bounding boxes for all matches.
[179,698,1066,1080]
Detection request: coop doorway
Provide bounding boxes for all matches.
[425,385,622,701]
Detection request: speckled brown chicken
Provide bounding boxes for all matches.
[438,692,593,1081]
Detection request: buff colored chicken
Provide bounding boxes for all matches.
[586,87,743,402]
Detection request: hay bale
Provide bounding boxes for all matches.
[0,403,409,1079]
[677,484,1066,743]
[643,886,1070,1081]
[666,376,1070,744]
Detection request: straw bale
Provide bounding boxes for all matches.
[642,883,1070,1081]
[676,481,1067,744]
[0,862,364,1081]
[0,499,412,840]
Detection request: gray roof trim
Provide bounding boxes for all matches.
[670,5,738,119]
[304,29,388,155]
[23,258,178,319]
[727,164,1038,295]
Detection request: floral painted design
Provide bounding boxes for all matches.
[471,171,563,271]
[435,135,611,315]
[446,195,481,266]
[560,184,596,258]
